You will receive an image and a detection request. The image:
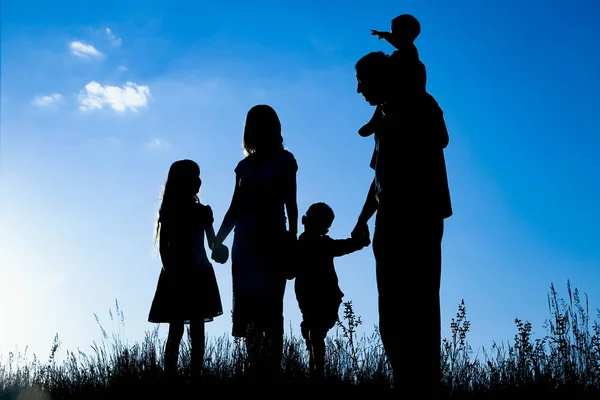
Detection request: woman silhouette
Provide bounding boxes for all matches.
[213,104,298,381]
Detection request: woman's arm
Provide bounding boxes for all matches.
[214,177,241,246]
[284,169,298,237]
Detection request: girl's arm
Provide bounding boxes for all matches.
[206,224,216,251]
[214,177,241,246]
[158,223,172,270]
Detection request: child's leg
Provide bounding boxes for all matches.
[309,327,328,380]
[164,322,185,376]
[300,321,314,376]
[190,320,205,378]
[358,105,383,137]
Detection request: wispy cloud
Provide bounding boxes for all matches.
[117,65,128,73]
[146,138,170,149]
[31,93,62,108]
[105,28,122,47]
[69,41,103,58]
[78,81,151,113]
[309,35,339,54]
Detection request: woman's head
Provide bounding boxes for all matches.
[242,104,284,156]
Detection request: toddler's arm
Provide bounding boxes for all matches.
[328,236,370,258]
[371,30,402,50]
[371,29,391,40]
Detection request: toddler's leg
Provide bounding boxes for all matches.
[300,321,314,376]
[309,327,328,380]
[358,105,383,137]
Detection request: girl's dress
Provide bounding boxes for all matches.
[231,149,298,337]
[148,203,223,324]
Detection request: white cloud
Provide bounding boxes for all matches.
[117,65,128,73]
[31,93,62,108]
[78,81,151,113]
[69,41,103,58]
[105,28,122,47]
[146,138,170,149]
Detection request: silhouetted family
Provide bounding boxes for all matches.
[148,14,452,396]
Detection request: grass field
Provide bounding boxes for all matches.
[1,281,599,399]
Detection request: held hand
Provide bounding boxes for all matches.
[359,232,371,248]
[211,243,229,264]
[351,220,370,241]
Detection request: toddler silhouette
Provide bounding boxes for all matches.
[359,14,427,137]
[293,202,370,379]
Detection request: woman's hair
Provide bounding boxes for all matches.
[154,159,200,245]
[242,104,284,156]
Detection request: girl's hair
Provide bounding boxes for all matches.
[154,159,200,245]
[242,104,284,156]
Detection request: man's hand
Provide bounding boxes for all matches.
[351,220,370,243]
[356,231,371,248]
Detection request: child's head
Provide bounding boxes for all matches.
[159,159,201,215]
[391,14,421,43]
[163,159,201,198]
[155,159,201,243]
[243,104,284,156]
[302,202,335,235]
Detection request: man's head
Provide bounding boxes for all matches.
[355,51,393,106]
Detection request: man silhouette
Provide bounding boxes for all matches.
[351,51,452,395]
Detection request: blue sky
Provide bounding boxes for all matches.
[1,0,600,362]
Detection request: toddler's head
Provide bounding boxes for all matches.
[302,202,335,236]
[391,14,421,44]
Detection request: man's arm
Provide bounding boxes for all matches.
[358,179,378,225]
[352,179,378,239]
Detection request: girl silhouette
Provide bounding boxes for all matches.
[148,159,224,379]
[213,104,298,381]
